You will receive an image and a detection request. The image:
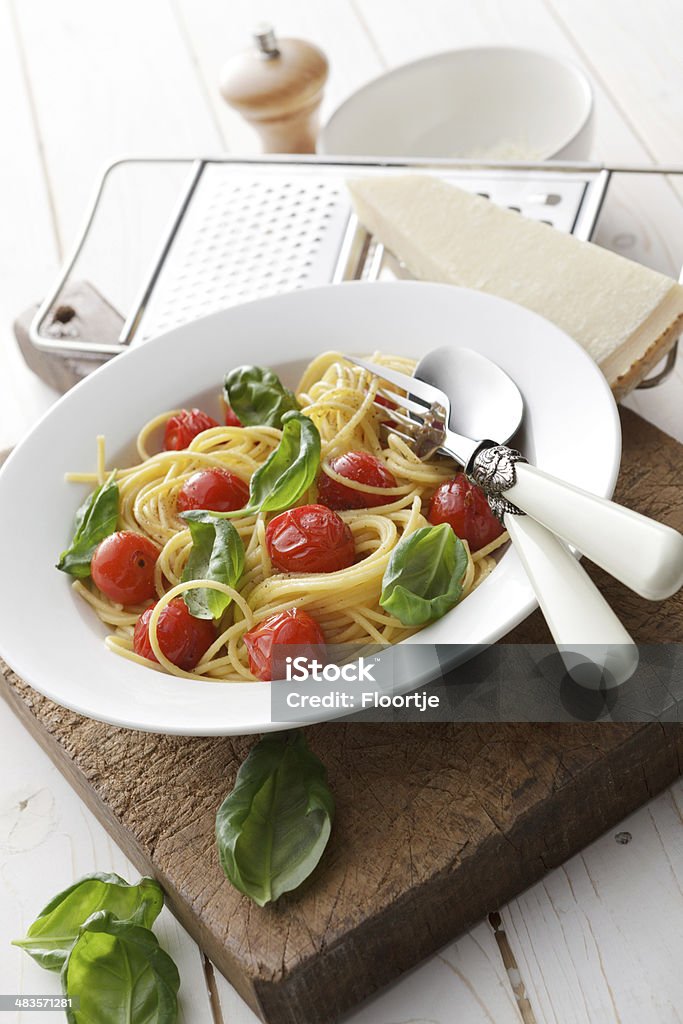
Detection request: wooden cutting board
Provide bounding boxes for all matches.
[2,407,682,1024]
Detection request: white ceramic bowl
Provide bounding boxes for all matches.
[320,47,594,161]
[0,282,619,735]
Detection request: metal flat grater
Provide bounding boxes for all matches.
[30,155,611,363]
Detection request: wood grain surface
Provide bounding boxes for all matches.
[1,407,681,1024]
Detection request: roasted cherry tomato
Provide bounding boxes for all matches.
[243,608,325,682]
[266,504,355,574]
[428,473,504,552]
[317,451,397,510]
[163,409,219,451]
[225,406,242,428]
[177,468,249,514]
[133,598,215,671]
[91,531,160,605]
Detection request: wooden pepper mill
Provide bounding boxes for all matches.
[219,25,329,154]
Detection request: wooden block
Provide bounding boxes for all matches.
[13,280,123,392]
[1,407,681,1024]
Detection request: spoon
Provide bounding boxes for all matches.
[411,345,683,687]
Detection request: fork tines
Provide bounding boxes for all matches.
[345,354,449,460]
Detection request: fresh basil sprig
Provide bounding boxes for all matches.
[57,473,119,578]
[380,523,469,626]
[61,911,179,1024]
[224,365,300,428]
[12,873,163,972]
[202,412,320,521]
[216,731,334,907]
[13,873,178,1023]
[180,512,245,620]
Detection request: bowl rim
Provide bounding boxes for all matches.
[319,44,594,160]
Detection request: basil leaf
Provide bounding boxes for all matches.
[248,411,320,515]
[180,512,245,620]
[380,523,469,626]
[57,473,119,578]
[224,365,299,428]
[205,412,321,520]
[12,873,163,973]
[61,911,179,1024]
[216,731,334,907]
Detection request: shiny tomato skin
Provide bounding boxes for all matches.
[317,451,397,510]
[177,469,249,514]
[225,406,242,428]
[266,504,355,574]
[243,608,325,682]
[428,473,504,552]
[163,409,219,451]
[91,531,160,605]
[133,598,216,671]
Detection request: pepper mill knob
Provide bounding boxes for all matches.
[219,25,329,154]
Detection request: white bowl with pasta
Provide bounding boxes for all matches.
[0,282,620,734]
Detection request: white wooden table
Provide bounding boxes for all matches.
[1,2,682,1022]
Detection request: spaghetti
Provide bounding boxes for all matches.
[67,352,507,681]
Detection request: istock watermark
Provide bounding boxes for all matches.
[275,645,442,718]
[269,643,683,725]
[285,655,378,683]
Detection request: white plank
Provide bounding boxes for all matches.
[0,0,61,450]
[0,699,216,1024]
[173,0,384,154]
[12,0,223,247]
[213,920,524,1024]
[500,779,683,1024]
[549,0,683,165]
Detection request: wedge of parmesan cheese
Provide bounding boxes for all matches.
[348,174,683,396]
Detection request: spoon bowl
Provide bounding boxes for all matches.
[415,345,524,445]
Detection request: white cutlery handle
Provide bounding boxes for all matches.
[506,463,683,601]
[505,514,638,688]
